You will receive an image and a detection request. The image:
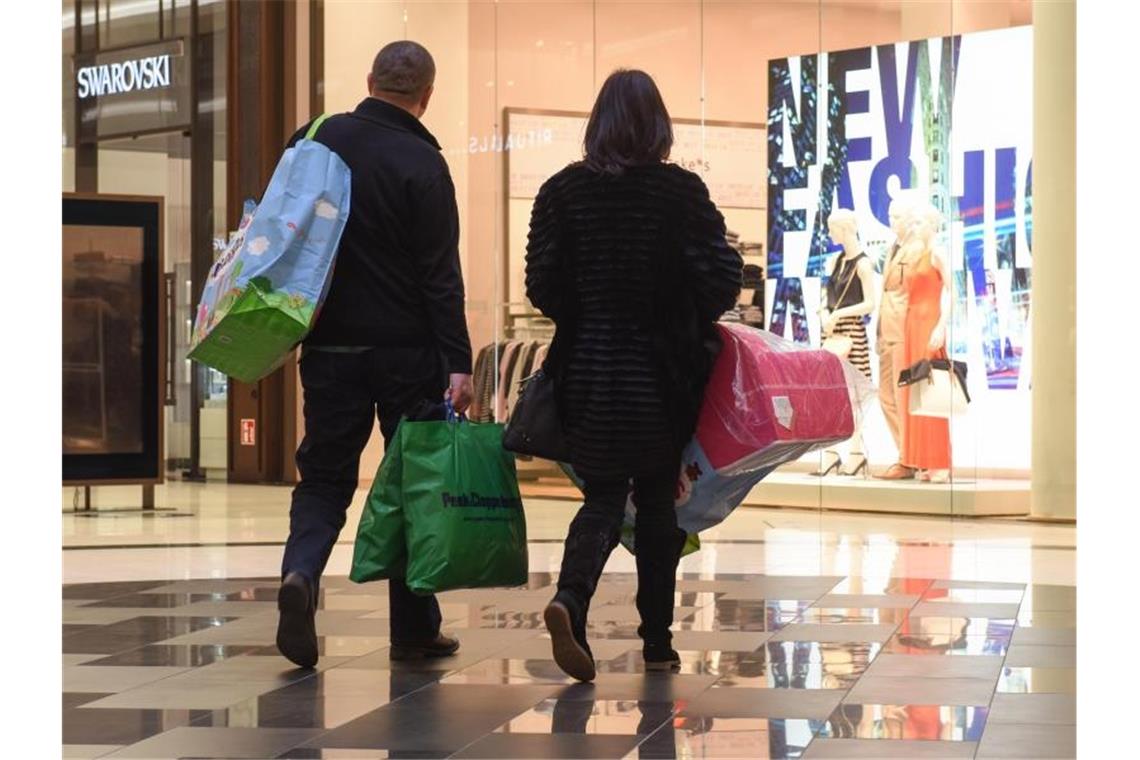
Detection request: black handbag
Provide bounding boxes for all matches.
[502,367,570,462]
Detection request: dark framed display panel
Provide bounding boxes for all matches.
[63,194,165,485]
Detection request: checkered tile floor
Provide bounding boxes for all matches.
[62,573,1076,759]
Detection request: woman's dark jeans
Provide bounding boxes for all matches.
[556,460,687,647]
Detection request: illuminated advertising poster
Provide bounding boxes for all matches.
[766,26,1032,470]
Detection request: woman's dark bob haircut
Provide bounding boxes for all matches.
[583,69,673,175]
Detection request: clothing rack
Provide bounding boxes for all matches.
[471,310,553,425]
[469,308,563,478]
[733,237,765,328]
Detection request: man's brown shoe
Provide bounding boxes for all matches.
[389,633,461,661]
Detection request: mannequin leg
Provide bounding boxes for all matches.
[876,341,915,479]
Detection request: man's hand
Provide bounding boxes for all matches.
[446,373,474,415]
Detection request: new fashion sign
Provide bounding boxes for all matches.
[765,25,1033,469]
[76,54,172,99]
[73,39,189,140]
[766,26,1032,392]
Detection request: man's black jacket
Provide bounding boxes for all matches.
[287,97,472,373]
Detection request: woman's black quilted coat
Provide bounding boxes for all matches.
[525,162,743,478]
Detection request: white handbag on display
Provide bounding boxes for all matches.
[822,334,853,359]
[898,358,971,419]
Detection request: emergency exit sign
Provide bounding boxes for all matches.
[240,418,256,447]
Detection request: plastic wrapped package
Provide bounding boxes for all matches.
[560,323,875,554]
[696,322,867,474]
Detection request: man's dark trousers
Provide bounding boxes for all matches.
[282,345,445,643]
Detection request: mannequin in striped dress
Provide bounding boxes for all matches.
[817,208,878,477]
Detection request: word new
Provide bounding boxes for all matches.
[77,54,172,99]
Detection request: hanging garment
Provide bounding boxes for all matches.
[742,264,765,290]
[469,344,494,421]
[496,341,524,421]
[532,343,550,374]
[479,343,505,423]
[506,342,539,420]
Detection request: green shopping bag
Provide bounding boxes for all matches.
[188,116,350,383]
[401,419,529,595]
[349,424,407,583]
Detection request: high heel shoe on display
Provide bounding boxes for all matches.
[840,454,868,478]
[811,451,842,477]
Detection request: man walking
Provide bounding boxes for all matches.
[276,41,473,669]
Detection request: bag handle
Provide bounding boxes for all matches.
[444,398,467,424]
[304,113,332,140]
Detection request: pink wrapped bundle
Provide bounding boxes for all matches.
[695,323,856,475]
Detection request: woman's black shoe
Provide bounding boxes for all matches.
[544,595,596,682]
[643,643,681,671]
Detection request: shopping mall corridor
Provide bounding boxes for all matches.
[62,483,1076,759]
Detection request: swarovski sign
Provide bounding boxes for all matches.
[76,54,172,99]
[73,39,188,140]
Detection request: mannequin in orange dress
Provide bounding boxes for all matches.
[899,204,952,482]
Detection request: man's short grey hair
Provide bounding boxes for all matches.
[371,41,435,97]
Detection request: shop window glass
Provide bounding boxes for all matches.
[316,0,1034,535]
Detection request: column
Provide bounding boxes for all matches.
[1029,0,1076,520]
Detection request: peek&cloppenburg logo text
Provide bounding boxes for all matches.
[441,492,523,511]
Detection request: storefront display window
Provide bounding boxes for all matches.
[62,0,229,476]
[315,0,1033,521]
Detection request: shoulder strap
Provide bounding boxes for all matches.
[304,113,332,140]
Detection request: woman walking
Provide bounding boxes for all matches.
[525,69,743,681]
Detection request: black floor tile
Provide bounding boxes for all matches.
[197,670,442,729]
[62,705,198,745]
[86,644,263,667]
[640,717,817,759]
[62,616,237,654]
[552,673,719,702]
[63,624,100,638]
[63,581,169,600]
[98,726,322,758]
[82,592,222,608]
[279,750,449,759]
[452,732,644,759]
[63,692,111,709]
[308,683,560,753]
